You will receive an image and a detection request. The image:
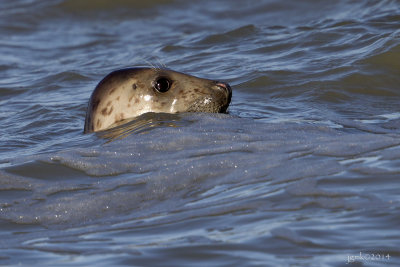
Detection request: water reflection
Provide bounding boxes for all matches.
[97,112,193,142]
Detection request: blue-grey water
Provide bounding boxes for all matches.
[1,0,400,266]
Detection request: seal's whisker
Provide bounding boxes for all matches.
[144,59,157,70]
[155,57,167,69]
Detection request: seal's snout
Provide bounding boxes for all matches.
[215,81,232,112]
[215,81,232,96]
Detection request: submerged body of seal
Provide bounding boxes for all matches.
[84,68,232,133]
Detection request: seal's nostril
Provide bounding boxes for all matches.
[215,81,232,95]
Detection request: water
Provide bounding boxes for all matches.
[1,0,400,266]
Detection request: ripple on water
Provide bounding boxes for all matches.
[1,0,400,265]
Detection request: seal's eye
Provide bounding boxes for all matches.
[154,77,171,93]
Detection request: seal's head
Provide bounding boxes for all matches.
[84,68,232,133]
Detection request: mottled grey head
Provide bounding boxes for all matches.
[84,68,232,133]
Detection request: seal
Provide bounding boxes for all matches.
[84,67,232,133]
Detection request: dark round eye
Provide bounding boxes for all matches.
[154,77,171,93]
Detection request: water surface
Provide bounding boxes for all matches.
[1,0,400,266]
